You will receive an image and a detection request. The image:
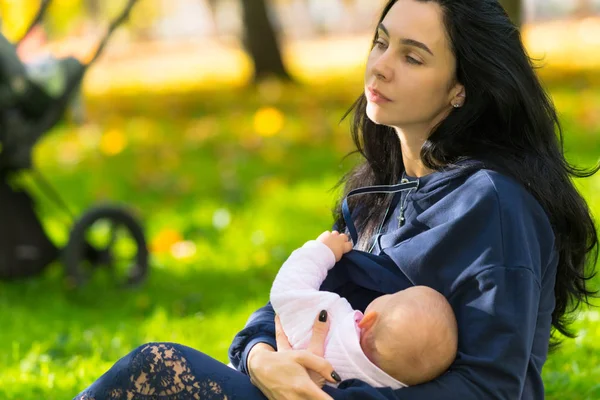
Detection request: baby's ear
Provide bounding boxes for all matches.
[358,311,378,330]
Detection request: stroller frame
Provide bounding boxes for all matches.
[0,0,149,287]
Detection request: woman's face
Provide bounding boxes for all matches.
[364,0,464,130]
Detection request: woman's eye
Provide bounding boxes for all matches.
[406,56,423,65]
[373,39,388,49]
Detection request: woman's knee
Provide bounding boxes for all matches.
[77,342,235,399]
[126,343,189,395]
[128,342,231,398]
[131,341,175,354]
[129,342,184,369]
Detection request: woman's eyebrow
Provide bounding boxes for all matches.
[378,23,434,56]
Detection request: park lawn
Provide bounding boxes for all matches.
[0,76,598,399]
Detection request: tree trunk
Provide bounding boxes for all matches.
[499,0,522,27]
[240,0,291,82]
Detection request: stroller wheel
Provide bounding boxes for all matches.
[63,205,149,288]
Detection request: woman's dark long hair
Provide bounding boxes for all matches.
[333,0,599,350]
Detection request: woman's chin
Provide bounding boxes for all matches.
[366,108,392,127]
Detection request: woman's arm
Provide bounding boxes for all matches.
[321,265,541,399]
[228,301,277,374]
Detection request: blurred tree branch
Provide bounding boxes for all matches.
[16,0,52,45]
[88,0,140,65]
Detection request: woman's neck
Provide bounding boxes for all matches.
[395,127,434,178]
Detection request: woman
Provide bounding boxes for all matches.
[75,0,598,399]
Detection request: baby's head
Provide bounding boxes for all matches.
[358,286,458,386]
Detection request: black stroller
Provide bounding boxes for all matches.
[0,0,149,287]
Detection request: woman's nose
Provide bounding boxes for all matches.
[371,54,393,82]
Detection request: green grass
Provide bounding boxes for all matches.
[0,77,598,399]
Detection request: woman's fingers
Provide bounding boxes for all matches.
[293,350,341,384]
[307,310,329,358]
[307,370,327,388]
[301,385,335,400]
[275,315,292,351]
[250,349,334,400]
[282,378,334,400]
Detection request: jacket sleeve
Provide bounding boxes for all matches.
[228,301,277,374]
[271,240,355,349]
[322,264,541,399]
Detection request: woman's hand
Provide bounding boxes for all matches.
[247,311,339,400]
[276,312,341,388]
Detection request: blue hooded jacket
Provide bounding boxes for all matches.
[229,161,557,399]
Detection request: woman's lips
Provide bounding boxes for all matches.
[366,87,392,103]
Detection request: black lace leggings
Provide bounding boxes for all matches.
[73,342,267,400]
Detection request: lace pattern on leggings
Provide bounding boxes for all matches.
[76,343,229,400]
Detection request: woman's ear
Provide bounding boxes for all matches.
[358,311,378,330]
[450,85,466,108]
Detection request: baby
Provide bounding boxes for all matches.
[270,230,458,388]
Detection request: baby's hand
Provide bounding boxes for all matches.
[317,231,353,262]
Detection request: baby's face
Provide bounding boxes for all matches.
[360,294,394,366]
